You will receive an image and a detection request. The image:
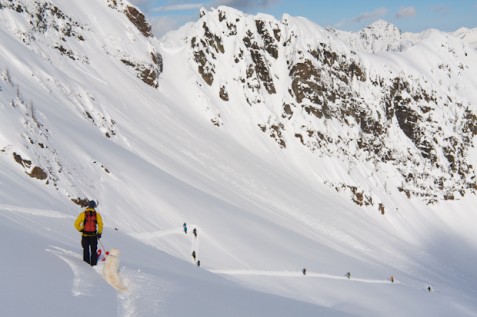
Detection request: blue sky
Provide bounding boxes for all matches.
[129,0,477,37]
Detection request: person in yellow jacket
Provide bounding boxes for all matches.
[74,200,103,266]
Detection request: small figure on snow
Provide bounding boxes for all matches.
[183,222,188,234]
[74,200,103,266]
[193,227,198,238]
[192,251,196,261]
[390,276,394,283]
[197,260,201,267]
[346,272,351,279]
[427,286,432,292]
[302,268,307,275]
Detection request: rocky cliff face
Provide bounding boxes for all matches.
[2,2,476,211]
[0,0,162,88]
[107,0,162,88]
[0,0,163,203]
[184,7,477,208]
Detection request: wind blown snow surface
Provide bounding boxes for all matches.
[1,1,477,316]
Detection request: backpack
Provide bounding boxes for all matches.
[83,209,97,233]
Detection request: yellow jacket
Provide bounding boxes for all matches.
[74,208,103,236]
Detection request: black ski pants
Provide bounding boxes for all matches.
[81,235,98,266]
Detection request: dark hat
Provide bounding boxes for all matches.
[88,200,96,208]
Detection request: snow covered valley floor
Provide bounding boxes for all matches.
[1,200,477,317]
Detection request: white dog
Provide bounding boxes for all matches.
[103,248,127,291]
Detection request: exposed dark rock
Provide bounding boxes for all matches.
[107,1,152,37]
[282,103,293,119]
[151,52,163,73]
[54,44,76,60]
[71,197,89,207]
[13,152,32,168]
[255,20,279,59]
[29,166,48,180]
[379,203,385,215]
[193,48,214,85]
[329,182,380,211]
[190,23,225,86]
[187,9,477,204]
[289,60,322,103]
[1,0,85,47]
[243,31,276,94]
[13,152,47,180]
[120,58,160,88]
[202,22,225,54]
[258,122,286,148]
[124,5,153,37]
[219,85,229,101]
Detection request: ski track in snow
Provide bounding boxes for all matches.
[3,206,182,316]
[75,66,109,85]
[210,269,396,284]
[130,224,202,264]
[46,246,165,317]
[47,247,142,315]
[2,206,452,315]
[117,269,167,317]
[132,226,396,286]
[46,246,98,296]
[0,204,73,218]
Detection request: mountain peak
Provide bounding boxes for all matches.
[360,19,402,40]
[351,19,405,52]
[452,27,477,50]
[365,19,401,33]
[200,5,249,21]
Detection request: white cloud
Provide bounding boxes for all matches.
[352,7,388,23]
[396,6,416,19]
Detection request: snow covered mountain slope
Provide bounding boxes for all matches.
[178,6,477,208]
[332,19,477,53]
[1,1,477,316]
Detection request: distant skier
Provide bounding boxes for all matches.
[346,272,351,279]
[390,276,394,283]
[427,286,432,292]
[192,251,196,261]
[193,227,197,238]
[74,200,103,266]
[197,260,201,267]
[183,222,188,234]
[302,268,307,275]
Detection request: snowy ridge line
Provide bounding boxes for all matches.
[0,204,73,218]
[210,269,396,284]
